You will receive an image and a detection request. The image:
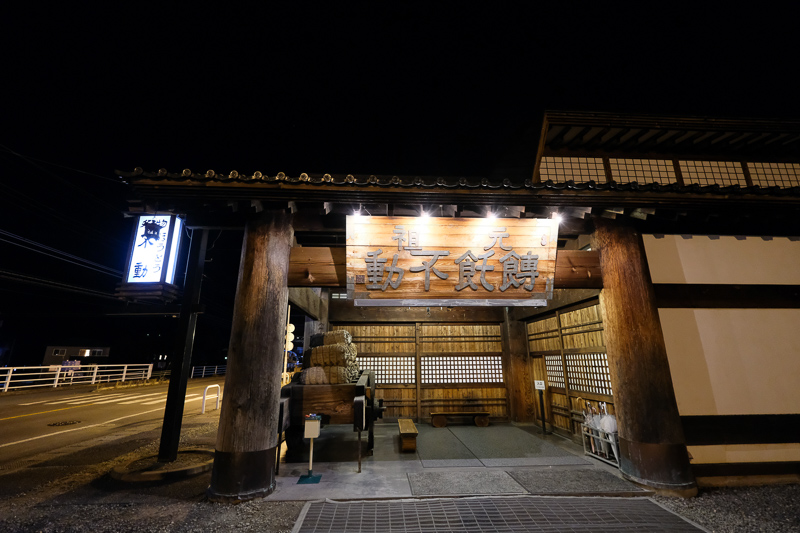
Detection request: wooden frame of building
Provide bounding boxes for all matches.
[119,111,800,500]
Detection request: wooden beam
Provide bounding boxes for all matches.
[288,247,346,286]
[329,299,505,323]
[288,287,329,321]
[288,248,601,289]
[509,289,601,322]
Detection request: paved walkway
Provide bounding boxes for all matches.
[280,423,707,531]
[270,422,643,501]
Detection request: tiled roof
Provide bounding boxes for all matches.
[118,168,800,197]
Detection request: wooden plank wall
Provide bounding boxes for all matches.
[526,301,615,440]
[334,322,508,420]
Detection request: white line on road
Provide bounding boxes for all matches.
[140,393,200,405]
[21,393,104,405]
[47,393,128,405]
[0,407,166,449]
[91,392,166,405]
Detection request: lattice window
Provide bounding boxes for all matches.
[539,157,605,183]
[679,160,747,187]
[420,355,503,384]
[609,159,676,185]
[748,162,800,188]
[357,355,415,384]
[544,354,564,388]
[565,352,612,396]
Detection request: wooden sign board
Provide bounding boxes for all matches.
[346,216,558,306]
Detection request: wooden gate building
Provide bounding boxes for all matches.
[119,111,800,500]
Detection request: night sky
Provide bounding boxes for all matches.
[2,6,798,366]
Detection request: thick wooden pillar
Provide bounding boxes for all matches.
[594,218,696,495]
[501,308,535,422]
[207,211,293,502]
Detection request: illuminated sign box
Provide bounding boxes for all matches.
[346,216,558,306]
[125,215,184,284]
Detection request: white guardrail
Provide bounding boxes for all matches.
[191,365,227,378]
[1,364,228,392]
[1,364,153,393]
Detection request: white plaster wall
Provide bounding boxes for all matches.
[659,308,800,416]
[643,235,800,285]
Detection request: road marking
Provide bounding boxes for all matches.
[185,394,220,403]
[0,408,166,448]
[0,406,83,421]
[140,393,206,405]
[87,392,167,405]
[47,393,128,405]
[21,393,101,405]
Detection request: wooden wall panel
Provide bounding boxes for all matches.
[334,322,509,420]
[560,304,605,349]
[526,316,560,352]
[420,323,502,353]
[527,299,614,440]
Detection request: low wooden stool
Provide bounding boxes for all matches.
[398,418,418,452]
[430,411,490,428]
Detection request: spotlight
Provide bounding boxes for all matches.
[552,214,563,225]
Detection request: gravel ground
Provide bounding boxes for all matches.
[1,412,798,532]
[654,484,800,533]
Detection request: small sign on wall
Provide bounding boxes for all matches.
[534,380,546,390]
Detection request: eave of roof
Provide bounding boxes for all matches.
[537,111,800,160]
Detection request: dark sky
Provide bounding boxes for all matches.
[1,5,797,365]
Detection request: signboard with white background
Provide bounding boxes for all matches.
[126,215,183,284]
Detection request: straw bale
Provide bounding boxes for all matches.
[324,330,352,345]
[301,366,327,385]
[322,366,350,385]
[310,343,356,367]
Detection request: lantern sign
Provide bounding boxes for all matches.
[125,215,184,284]
[346,216,558,306]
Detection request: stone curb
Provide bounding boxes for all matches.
[110,448,214,482]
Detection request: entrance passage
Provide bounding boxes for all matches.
[415,425,587,468]
[273,422,649,502]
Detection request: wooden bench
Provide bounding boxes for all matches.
[430,411,490,428]
[398,418,418,452]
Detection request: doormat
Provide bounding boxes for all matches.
[292,495,708,533]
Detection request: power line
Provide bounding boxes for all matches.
[0,143,122,212]
[0,145,123,184]
[0,269,119,300]
[0,229,123,276]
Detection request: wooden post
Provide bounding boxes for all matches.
[555,311,571,433]
[501,308,534,422]
[414,323,422,422]
[594,217,696,495]
[158,228,208,463]
[208,211,293,502]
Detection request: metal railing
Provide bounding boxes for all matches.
[191,365,227,378]
[1,364,153,393]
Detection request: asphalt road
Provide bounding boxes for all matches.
[0,377,225,467]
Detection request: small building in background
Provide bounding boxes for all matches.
[43,346,110,366]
